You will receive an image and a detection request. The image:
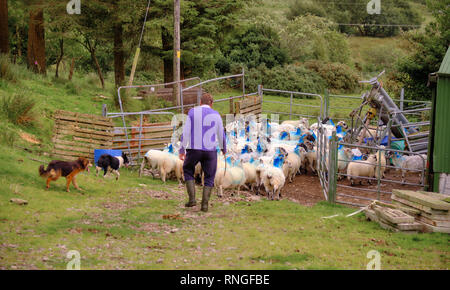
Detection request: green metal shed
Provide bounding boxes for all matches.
[428,46,450,194]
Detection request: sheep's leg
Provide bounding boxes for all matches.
[401,170,406,185]
[160,168,167,183]
[114,170,120,181]
[139,158,147,177]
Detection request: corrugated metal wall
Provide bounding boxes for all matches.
[433,77,450,173]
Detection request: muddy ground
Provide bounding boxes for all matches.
[282,168,423,207]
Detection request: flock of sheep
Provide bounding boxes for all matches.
[139,116,427,199]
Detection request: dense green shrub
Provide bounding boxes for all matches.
[216,24,289,74]
[304,61,360,93]
[245,64,327,94]
[0,94,36,127]
[279,15,351,65]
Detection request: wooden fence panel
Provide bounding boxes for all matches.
[112,121,174,160]
[51,110,114,162]
[235,95,262,118]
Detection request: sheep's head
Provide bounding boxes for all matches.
[343,148,353,159]
[337,121,348,130]
[367,154,377,163]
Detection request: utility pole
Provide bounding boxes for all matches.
[173,0,181,106]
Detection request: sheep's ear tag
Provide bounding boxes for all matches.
[338,144,343,150]
[246,126,250,133]
[241,146,248,154]
[168,144,174,153]
[296,127,301,135]
[280,132,288,140]
[246,137,250,142]
[336,125,342,134]
[250,157,255,164]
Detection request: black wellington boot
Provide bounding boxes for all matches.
[185,180,196,207]
[201,186,213,212]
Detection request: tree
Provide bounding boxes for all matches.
[396,0,450,100]
[27,5,46,74]
[0,0,9,54]
[217,24,289,74]
[144,0,244,83]
[288,0,422,37]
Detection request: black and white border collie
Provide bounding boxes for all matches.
[96,152,129,180]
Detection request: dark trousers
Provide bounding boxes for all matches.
[183,149,217,187]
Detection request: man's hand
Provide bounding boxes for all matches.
[179,153,186,161]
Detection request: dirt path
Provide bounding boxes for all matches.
[282,169,423,207]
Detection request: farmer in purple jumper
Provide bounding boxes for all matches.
[179,93,226,212]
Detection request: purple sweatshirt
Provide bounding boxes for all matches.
[179,105,227,154]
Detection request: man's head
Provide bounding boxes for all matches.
[200,93,213,107]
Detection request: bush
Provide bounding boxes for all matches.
[0,54,18,82]
[216,24,289,74]
[279,15,351,65]
[304,61,360,93]
[0,93,36,127]
[245,64,327,94]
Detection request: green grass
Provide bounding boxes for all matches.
[0,144,448,270]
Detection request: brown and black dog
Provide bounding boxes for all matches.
[39,157,92,192]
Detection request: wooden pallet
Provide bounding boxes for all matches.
[112,121,173,159]
[392,190,450,211]
[234,95,262,118]
[51,110,114,162]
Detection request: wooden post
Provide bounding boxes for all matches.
[173,0,181,106]
[127,47,140,87]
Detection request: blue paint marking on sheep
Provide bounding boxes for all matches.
[273,155,285,169]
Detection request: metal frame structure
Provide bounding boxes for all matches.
[110,72,246,165]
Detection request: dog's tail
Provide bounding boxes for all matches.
[39,164,56,178]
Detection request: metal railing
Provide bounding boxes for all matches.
[260,87,324,120]
[326,140,427,207]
